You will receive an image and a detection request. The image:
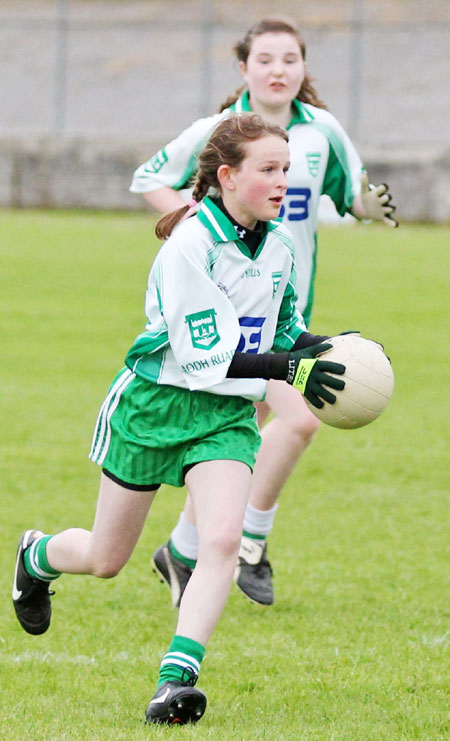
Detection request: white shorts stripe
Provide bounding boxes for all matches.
[89,368,132,460]
[89,368,135,464]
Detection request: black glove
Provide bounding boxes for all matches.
[286,342,345,409]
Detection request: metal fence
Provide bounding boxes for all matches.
[1,0,449,150]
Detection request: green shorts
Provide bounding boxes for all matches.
[89,367,260,488]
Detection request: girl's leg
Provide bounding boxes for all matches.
[146,460,250,726]
[13,474,156,637]
[234,381,320,605]
[176,459,251,644]
[46,473,156,577]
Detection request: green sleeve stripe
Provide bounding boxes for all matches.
[309,121,355,212]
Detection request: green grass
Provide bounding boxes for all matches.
[1,210,448,740]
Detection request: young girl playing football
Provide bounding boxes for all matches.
[12,113,346,726]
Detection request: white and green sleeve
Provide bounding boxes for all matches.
[308,106,364,215]
[130,113,226,194]
[132,218,241,391]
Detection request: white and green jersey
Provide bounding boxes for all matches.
[125,197,305,401]
[130,91,364,325]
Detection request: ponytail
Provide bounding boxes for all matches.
[155,203,191,241]
[155,176,210,240]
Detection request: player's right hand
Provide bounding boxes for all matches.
[286,343,346,409]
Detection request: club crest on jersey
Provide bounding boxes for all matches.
[272,271,283,297]
[306,153,321,177]
[185,308,220,350]
[143,148,168,174]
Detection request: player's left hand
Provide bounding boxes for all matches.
[288,344,346,409]
[360,173,398,227]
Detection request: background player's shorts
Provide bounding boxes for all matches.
[89,367,260,488]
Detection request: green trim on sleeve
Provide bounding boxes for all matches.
[273,259,304,352]
[310,122,355,213]
[171,149,202,191]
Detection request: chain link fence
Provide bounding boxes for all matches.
[1,0,449,217]
[2,0,449,146]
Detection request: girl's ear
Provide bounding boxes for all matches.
[217,164,235,191]
[238,60,248,81]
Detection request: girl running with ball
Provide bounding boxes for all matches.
[13,113,347,726]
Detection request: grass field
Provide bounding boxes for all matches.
[1,210,448,740]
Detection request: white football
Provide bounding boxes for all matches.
[305,334,394,429]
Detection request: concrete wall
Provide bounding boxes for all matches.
[1,136,449,222]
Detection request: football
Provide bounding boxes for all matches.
[305,334,394,429]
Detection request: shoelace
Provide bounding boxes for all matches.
[180,665,199,687]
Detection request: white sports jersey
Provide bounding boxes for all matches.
[125,197,306,401]
[130,91,364,325]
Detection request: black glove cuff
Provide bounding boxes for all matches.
[292,331,329,350]
[226,352,290,381]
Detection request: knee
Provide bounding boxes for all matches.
[286,408,321,442]
[90,558,123,579]
[202,527,241,563]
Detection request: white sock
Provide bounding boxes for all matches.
[170,512,199,560]
[242,503,278,539]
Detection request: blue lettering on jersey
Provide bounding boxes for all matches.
[237,317,266,354]
[279,187,312,222]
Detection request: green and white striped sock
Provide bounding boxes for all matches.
[24,535,61,582]
[158,634,205,687]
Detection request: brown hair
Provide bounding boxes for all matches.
[155,113,289,240]
[218,17,327,113]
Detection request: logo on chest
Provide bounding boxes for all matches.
[306,152,321,177]
[272,271,283,298]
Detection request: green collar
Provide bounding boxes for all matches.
[234,89,314,129]
[197,197,279,259]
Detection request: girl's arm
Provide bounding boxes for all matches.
[142,187,188,214]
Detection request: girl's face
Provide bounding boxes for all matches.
[219,134,290,229]
[240,32,305,110]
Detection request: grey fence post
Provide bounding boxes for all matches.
[200,0,216,117]
[348,0,364,143]
[54,0,70,133]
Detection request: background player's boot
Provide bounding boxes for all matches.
[12,530,54,635]
[145,681,207,725]
[234,536,274,606]
[152,541,193,607]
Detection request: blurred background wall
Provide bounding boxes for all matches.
[1,0,449,220]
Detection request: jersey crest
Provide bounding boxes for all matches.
[272,271,283,298]
[185,308,220,350]
[306,152,321,177]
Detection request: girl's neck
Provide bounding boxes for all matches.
[248,96,292,129]
[220,193,257,230]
